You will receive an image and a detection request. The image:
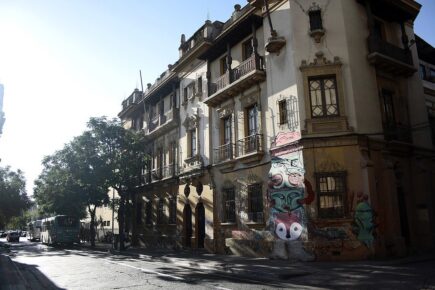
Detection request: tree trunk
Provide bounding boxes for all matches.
[131,192,139,247]
[119,194,126,251]
[89,205,96,247]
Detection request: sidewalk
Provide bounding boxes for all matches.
[0,242,29,290]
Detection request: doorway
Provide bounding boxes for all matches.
[196,203,205,248]
[183,204,192,247]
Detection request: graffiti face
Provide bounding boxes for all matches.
[274,213,302,241]
[270,189,303,213]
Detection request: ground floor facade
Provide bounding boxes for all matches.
[130,134,435,261]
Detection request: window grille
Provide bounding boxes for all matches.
[316,172,346,218]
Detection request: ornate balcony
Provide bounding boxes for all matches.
[367,35,416,76]
[205,54,265,106]
[236,134,264,157]
[213,143,235,164]
[146,108,179,138]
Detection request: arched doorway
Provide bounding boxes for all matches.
[196,203,205,248]
[183,204,192,247]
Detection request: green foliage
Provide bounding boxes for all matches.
[33,116,148,248]
[0,166,31,229]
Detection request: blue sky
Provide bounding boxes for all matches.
[0,0,433,195]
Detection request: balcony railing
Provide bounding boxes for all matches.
[146,108,178,135]
[236,134,263,156]
[367,35,416,76]
[162,163,178,179]
[151,167,163,182]
[383,123,412,143]
[213,143,235,164]
[208,54,264,97]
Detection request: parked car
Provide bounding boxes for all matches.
[21,231,27,237]
[6,231,20,242]
[0,231,5,238]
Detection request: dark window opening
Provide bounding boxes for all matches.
[145,201,152,225]
[223,188,236,223]
[316,172,346,218]
[248,183,263,222]
[309,9,323,31]
[278,100,288,125]
[309,76,339,118]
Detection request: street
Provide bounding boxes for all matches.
[1,237,435,290]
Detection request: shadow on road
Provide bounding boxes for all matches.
[13,260,66,290]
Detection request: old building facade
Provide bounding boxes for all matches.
[117,0,435,261]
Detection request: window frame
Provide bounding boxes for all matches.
[242,38,253,61]
[248,183,263,223]
[145,200,153,225]
[168,196,177,225]
[157,198,165,225]
[222,187,236,223]
[278,99,288,125]
[308,75,339,118]
[315,171,347,219]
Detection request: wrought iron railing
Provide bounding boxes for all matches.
[146,108,177,134]
[383,123,412,143]
[162,163,178,179]
[151,167,163,181]
[213,143,235,164]
[236,134,263,156]
[208,54,263,96]
[367,35,413,66]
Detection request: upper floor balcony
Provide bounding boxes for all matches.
[357,0,420,23]
[213,134,264,165]
[141,163,179,185]
[145,107,179,138]
[367,35,416,76]
[204,54,266,106]
[383,123,412,143]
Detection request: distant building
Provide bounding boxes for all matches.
[0,84,5,136]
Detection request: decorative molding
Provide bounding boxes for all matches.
[182,113,200,130]
[217,103,234,119]
[300,51,341,69]
[240,92,259,108]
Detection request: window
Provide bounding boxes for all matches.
[381,89,396,127]
[168,197,177,224]
[220,56,228,76]
[430,68,435,80]
[157,198,165,225]
[248,183,263,222]
[373,18,386,40]
[309,76,339,118]
[308,7,323,31]
[169,141,176,165]
[106,221,110,227]
[183,87,188,103]
[278,100,288,125]
[145,201,152,225]
[247,104,258,136]
[419,64,427,80]
[223,188,236,223]
[316,172,346,218]
[223,116,232,145]
[242,38,253,61]
[189,129,197,157]
[196,77,202,96]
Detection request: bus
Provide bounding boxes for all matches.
[27,220,42,241]
[40,215,80,245]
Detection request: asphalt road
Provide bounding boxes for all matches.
[2,237,435,290]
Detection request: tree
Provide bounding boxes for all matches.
[63,132,110,247]
[33,150,87,220]
[0,166,31,229]
[86,117,147,250]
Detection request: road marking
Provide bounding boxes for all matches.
[104,258,185,281]
[214,286,232,290]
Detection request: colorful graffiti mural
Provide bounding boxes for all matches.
[268,156,315,261]
[353,192,375,248]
